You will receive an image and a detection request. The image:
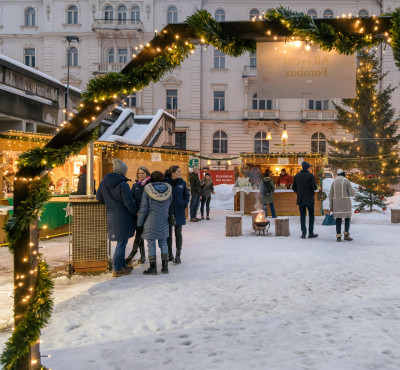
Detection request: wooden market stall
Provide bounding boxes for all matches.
[234,153,325,216]
[0,131,194,244]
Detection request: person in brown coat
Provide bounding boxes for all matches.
[329,169,357,242]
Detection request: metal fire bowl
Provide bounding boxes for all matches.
[254,221,269,228]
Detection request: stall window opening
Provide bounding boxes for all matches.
[213,130,228,153]
[311,132,327,153]
[254,131,270,154]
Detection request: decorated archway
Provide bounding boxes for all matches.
[2,7,400,369]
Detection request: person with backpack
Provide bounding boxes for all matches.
[259,169,277,218]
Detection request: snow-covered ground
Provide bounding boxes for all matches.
[1,203,400,369]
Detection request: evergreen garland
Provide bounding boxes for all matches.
[390,8,400,69]
[265,7,381,54]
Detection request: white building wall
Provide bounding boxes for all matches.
[0,0,399,161]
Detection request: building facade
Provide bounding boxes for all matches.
[0,0,399,167]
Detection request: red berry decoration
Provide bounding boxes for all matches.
[355,210,359,213]
[368,175,372,178]
[359,186,362,190]
[380,196,384,200]
[383,208,386,211]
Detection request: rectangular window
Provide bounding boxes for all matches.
[250,52,257,67]
[130,94,136,107]
[166,89,178,110]
[309,100,329,110]
[174,132,186,150]
[24,48,35,67]
[168,12,178,24]
[214,50,225,69]
[213,91,225,111]
[118,49,128,63]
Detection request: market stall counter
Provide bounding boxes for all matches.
[234,153,326,216]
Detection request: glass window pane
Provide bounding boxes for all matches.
[319,141,326,153]
[323,100,329,110]
[311,141,318,153]
[254,140,261,153]
[316,101,322,110]
[267,100,272,110]
[262,140,269,153]
[221,140,227,153]
[213,139,219,153]
[259,100,265,110]
[220,131,227,138]
[220,98,225,111]
[309,100,314,110]
[252,99,257,109]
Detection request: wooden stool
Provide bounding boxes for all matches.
[226,215,242,237]
[275,218,290,236]
[391,209,400,223]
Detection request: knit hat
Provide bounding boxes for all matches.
[302,161,311,170]
[192,166,199,171]
[337,169,344,175]
[112,158,128,176]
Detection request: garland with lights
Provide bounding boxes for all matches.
[3,7,400,368]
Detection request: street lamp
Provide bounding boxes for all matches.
[65,36,79,121]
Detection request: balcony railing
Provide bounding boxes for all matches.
[302,110,337,120]
[242,66,257,77]
[92,19,143,31]
[94,63,125,73]
[244,109,280,120]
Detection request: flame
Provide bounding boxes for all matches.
[255,211,265,222]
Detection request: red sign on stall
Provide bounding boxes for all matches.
[200,170,235,185]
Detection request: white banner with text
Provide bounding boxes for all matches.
[256,42,356,99]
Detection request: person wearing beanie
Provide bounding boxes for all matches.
[189,166,202,222]
[292,161,318,239]
[329,169,357,242]
[200,172,215,220]
[96,159,137,277]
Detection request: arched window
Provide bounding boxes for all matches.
[358,9,369,17]
[131,5,140,21]
[68,47,78,66]
[117,5,127,22]
[25,7,36,26]
[311,132,326,153]
[249,9,260,20]
[215,9,225,22]
[167,6,178,24]
[213,131,228,153]
[254,132,269,154]
[307,9,318,19]
[67,5,78,24]
[252,93,272,110]
[108,49,114,63]
[105,6,113,21]
[323,9,334,18]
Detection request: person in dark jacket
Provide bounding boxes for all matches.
[200,173,215,220]
[72,165,96,195]
[126,166,151,264]
[189,167,201,222]
[137,171,172,275]
[96,159,137,277]
[259,169,277,218]
[292,161,318,239]
[165,166,190,263]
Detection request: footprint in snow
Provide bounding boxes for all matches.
[179,334,189,339]
[155,338,165,343]
[180,340,192,346]
[139,349,147,354]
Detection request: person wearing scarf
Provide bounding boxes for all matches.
[126,166,151,264]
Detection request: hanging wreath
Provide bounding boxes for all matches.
[318,191,328,201]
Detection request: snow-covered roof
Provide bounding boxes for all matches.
[0,84,54,105]
[98,108,174,146]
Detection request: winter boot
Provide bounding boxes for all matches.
[125,244,138,265]
[336,233,342,242]
[143,256,157,275]
[112,268,132,277]
[161,254,169,274]
[138,244,146,264]
[344,232,353,241]
[174,250,181,264]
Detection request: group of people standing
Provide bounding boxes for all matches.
[97,159,192,277]
[259,161,357,241]
[96,160,216,278]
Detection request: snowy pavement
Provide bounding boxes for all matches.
[1,210,400,369]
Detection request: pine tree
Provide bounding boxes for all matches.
[328,50,400,212]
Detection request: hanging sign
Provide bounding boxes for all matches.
[256,42,356,99]
[277,157,290,165]
[151,153,162,161]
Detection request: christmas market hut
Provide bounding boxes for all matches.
[234,152,326,216]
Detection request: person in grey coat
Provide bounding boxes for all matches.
[137,171,172,275]
[200,173,215,220]
[96,159,137,277]
[259,169,277,218]
[329,169,357,242]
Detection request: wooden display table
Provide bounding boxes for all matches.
[234,190,322,216]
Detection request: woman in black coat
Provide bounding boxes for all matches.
[165,166,190,264]
[126,166,151,264]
